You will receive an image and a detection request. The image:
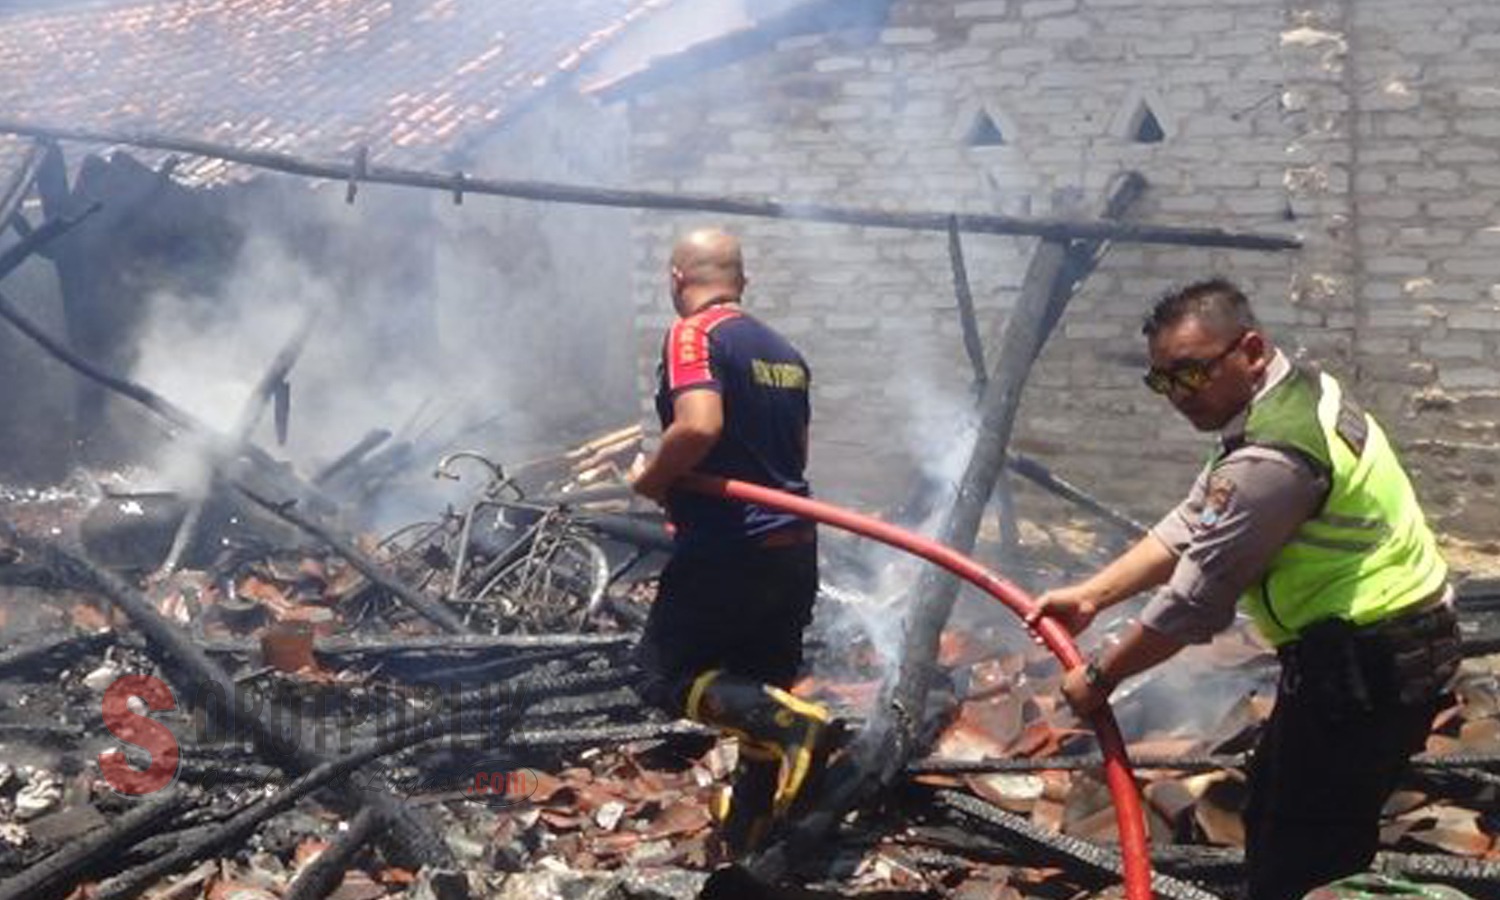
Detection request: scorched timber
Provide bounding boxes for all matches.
[0,119,1302,251]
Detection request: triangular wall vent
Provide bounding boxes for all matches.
[1131,103,1165,143]
[965,109,1007,147]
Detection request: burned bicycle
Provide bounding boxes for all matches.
[374,450,661,635]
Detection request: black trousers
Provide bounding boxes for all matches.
[633,538,818,716]
[1244,605,1459,900]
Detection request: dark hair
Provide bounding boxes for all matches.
[1142,278,1260,338]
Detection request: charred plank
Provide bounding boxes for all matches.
[0,120,1301,252]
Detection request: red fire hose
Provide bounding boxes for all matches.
[681,473,1154,900]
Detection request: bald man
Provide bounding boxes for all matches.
[631,228,828,858]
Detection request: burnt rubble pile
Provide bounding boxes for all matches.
[1,425,1498,900]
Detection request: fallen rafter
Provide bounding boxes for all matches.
[0,119,1301,251]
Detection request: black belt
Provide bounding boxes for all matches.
[756,524,816,549]
[1365,589,1455,641]
[1279,588,1459,708]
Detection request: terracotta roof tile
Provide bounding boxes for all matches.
[0,0,674,185]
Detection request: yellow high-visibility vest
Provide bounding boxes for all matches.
[1217,366,1447,645]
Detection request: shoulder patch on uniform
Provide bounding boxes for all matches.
[1199,473,1237,527]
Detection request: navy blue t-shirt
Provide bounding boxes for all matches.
[655,304,811,551]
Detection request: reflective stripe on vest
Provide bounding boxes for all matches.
[1228,367,1447,646]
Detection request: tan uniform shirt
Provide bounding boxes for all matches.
[1139,351,1331,644]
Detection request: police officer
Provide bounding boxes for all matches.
[1028,279,1460,900]
[631,228,828,857]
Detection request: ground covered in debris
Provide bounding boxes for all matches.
[1,431,1498,900]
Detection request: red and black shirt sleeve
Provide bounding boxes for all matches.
[661,307,741,401]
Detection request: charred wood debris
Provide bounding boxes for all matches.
[0,163,1495,900]
[1,399,1498,900]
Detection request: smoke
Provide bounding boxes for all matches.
[816,364,980,674]
[131,201,427,496]
[585,0,810,83]
[125,175,634,529]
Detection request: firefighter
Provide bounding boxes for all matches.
[630,227,828,856]
[1028,279,1461,900]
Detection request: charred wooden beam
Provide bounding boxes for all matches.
[1146,844,1246,881]
[947,215,987,389]
[1036,173,1150,360]
[1005,451,1149,537]
[1375,850,1500,888]
[0,788,193,900]
[754,175,1154,881]
[395,646,619,685]
[0,721,85,743]
[910,753,1246,774]
[0,630,115,679]
[22,539,457,883]
[932,789,1225,900]
[912,749,1500,775]
[0,284,337,518]
[234,486,469,634]
[998,174,1150,553]
[880,194,1109,769]
[0,138,43,234]
[158,311,319,577]
[884,175,1151,544]
[176,759,281,786]
[92,738,427,900]
[312,428,392,485]
[387,667,638,730]
[1145,844,1500,893]
[191,631,634,657]
[0,287,198,431]
[282,807,381,900]
[449,721,707,751]
[884,174,1153,765]
[0,201,99,283]
[575,510,675,551]
[95,657,637,900]
[527,483,637,507]
[0,120,1302,252]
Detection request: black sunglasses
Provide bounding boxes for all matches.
[1143,333,1245,396]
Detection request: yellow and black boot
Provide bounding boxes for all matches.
[711,742,779,858]
[686,670,831,816]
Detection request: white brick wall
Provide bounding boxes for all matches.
[623,0,1500,538]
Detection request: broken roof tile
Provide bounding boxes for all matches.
[0,0,675,185]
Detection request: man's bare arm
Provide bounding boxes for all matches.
[1025,533,1178,634]
[1061,622,1185,716]
[632,389,724,503]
